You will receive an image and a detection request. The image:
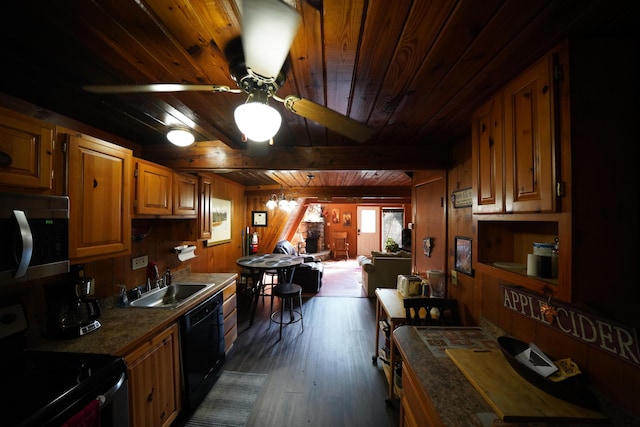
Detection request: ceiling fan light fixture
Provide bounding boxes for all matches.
[166,127,195,146]
[234,92,282,142]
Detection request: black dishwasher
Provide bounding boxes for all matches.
[180,290,225,414]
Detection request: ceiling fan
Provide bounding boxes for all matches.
[83,0,374,144]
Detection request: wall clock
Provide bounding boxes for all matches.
[252,211,268,227]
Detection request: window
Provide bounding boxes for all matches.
[381,208,404,249]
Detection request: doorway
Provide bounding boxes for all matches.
[357,207,379,256]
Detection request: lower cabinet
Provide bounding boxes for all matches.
[222,281,238,353]
[400,363,440,427]
[124,323,181,427]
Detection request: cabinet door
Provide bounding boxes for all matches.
[173,172,198,216]
[135,159,172,215]
[503,54,556,213]
[125,323,181,427]
[198,175,212,239]
[0,107,54,190]
[472,96,504,214]
[67,131,132,260]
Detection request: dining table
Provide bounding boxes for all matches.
[236,253,304,326]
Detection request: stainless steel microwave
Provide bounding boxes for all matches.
[0,193,69,283]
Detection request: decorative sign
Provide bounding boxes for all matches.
[501,285,639,367]
[451,188,472,208]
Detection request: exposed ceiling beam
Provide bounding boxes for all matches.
[143,140,452,171]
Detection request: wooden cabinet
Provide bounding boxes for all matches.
[134,158,173,216]
[473,49,560,215]
[0,107,54,190]
[124,323,181,427]
[503,52,557,214]
[471,96,503,214]
[198,175,212,239]
[472,42,570,300]
[222,281,238,353]
[172,172,198,216]
[134,158,198,217]
[399,363,440,427]
[65,129,132,261]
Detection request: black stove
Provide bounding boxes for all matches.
[0,305,129,427]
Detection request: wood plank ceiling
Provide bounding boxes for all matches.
[0,0,634,195]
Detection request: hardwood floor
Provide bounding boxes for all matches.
[223,293,399,427]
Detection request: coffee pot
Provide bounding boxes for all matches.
[44,276,102,338]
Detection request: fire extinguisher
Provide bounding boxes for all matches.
[250,232,259,254]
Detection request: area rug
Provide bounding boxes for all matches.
[184,370,267,427]
[316,259,366,297]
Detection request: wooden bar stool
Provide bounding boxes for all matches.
[269,282,304,339]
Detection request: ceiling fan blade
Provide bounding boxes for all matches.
[83,84,242,94]
[242,0,301,80]
[281,95,376,142]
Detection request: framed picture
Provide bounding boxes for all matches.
[343,211,352,226]
[252,210,268,227]
[454,236,474,276]
[206,198,232,246]
[331,208,340,223]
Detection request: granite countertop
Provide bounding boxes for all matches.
[394,325,640,427]
[393,325,498,426]
[32,272,237,357]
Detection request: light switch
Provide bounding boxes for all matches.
[451,270,458,285]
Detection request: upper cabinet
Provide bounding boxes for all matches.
[134,159,172,216]
[473,50,560,214]
[198,175,212,240]
[133,158,198,217]
[472,42,570,300]
[64,129,132,262]
[0,107,54,190]
[503,53,557,214]
[172,172,198,217]
[471,96,503,214]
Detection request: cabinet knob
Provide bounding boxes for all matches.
[0,151,12,168]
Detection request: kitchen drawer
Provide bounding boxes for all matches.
[223,293,237,318]
[223,281,236,301]
[224,307,237,334]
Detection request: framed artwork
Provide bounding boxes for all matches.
[207,197,232,246]
[454,236,474,276]
[252,210,268,227]
[331,208,340,223]
[343,211,352,226]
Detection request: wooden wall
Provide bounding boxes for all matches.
[444,135,640,417]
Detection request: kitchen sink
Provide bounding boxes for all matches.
[127,283,208,308]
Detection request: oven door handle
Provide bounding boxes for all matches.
[12,210,33,279]
[97,372,127,407]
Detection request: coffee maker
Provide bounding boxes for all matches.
[44,270,101,338]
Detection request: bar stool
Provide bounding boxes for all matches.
[269,282,304,339]
[260,269,278,305]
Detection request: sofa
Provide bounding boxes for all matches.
[273,240,324,293]
[357,251,412,297]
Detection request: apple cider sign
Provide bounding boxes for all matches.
[501,285,640,367]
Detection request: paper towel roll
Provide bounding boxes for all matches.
[175,245,197,262]
[527,254,539,276]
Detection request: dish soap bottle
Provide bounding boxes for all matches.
[165,268,172,287]
[117,284,129,307]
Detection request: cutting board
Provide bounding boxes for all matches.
[445,349,607,423]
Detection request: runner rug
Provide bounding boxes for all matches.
[184,370,267,427]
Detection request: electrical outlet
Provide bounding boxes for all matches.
[451,270,458,285]
[132,255,148,270]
